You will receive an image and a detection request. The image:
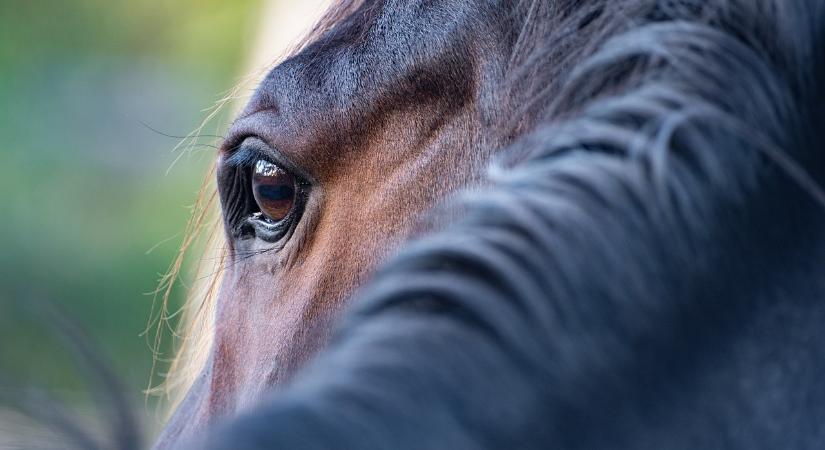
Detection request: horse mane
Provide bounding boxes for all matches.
[194,0,825,447]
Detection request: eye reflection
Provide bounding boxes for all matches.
[252,159,296,222]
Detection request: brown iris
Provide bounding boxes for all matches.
[252,159,296,222]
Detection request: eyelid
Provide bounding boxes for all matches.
[223,137,276,167]
[223,137,314,184]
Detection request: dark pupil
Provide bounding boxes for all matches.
[252,160,296,221]
[257,184,294,201]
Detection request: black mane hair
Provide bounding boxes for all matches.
[202,1,825,448]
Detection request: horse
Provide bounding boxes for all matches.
[157,0,825,448]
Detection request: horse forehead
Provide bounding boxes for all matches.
[228,8,503,176]
[244,0,506,114]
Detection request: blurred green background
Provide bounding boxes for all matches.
[0,0,261,434]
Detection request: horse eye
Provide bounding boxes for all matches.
[252,159,296,222]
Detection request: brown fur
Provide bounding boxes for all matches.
[153,1,523,445]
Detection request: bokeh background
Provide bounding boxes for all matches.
[0,0,327,443]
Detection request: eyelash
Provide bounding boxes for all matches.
[223,145,265,168]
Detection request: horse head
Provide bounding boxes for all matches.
[157,0,545,444]
[158,0,825,447]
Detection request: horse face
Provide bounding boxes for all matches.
[158,0,522,444]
